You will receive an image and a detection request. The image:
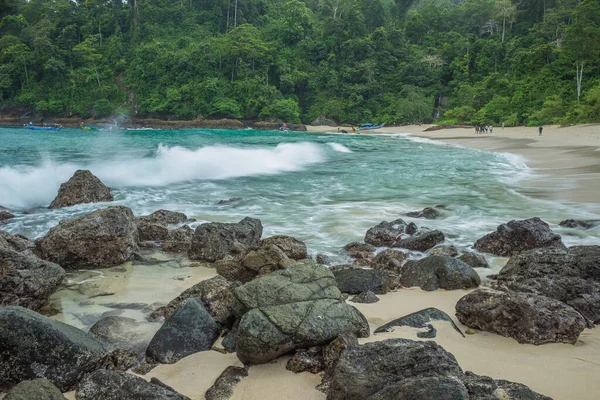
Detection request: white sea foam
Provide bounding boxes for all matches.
[0,142,326,208]
[327,143,353,153]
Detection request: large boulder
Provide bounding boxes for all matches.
[137,209,188,226]
[189,217,262,262]
[392,230,445,252]
[462,371,551,400]
[364,219,406,247]
[3,379,67,400]
[233,261,369,364]
[343,242,376,265]
[0,306,108,391]
[332,267,390,294]
[89,316,160,354]
[399,256,480,291]
[261,235,307,260]
[473,217,566,257]
[216,243,294,284]
[0,248,65,311]
[496,246,600,323]
[372,249,407,289]
[49,170,113,209]
[150,275,237,325]
[455,288,586,345]
[35,206,139,269]
[76,369,188,400]
[163,225,195,253]
[146,298,221,364]
[0,231,31,252]
[457,252,490,269]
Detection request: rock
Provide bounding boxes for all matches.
[286,347,324,373]
[399,255,480,291]
[364,219,406,246]
[343,242,376,265]
[350,291,380,304]
[35,206,138,269]
[327,339,464,400]
[0,231,31,252]
[0,210,16,224]
[371,249,407,289]
[205,366,249,400]
[559,219,600,229]
[215,259,257,283]
[89,316,160,354]
[455,288,586,344]
[317,332,359,393]
[374,307,464,338]
[150,275,237,325]
[233,261,369,364]
[0,248,65,311]
[136,209,188,226]
[49,170,113,209]
[457,252,490,269]
[163,225,194,253]
[261,235,308,260]
[311,116,337,126]
[429,245,458,257]
[241,244,294,276]
[473,217,566,257]
[316,253,332,265]
[189,217,262,262]
[405,206,444,219]
[332,267,390,294]
[137,222,169,242]
[462,371,552,400]
[146,298,221,364]
[0,306,108,391]
[75,369,189,400]
[367,376,469,400]
[3,378,67,400]
[217,197,243,205]
[495,246,600,323]
[405,222,418,235]
[392,230,445,252]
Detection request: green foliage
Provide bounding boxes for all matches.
[93,99,113,117]
[445,106,476,124]
[260,99,300,122]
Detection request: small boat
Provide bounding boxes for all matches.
[26,123,62,131]
[358,123,385,131]
[81,124,98,131]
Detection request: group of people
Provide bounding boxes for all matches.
[475,125,493,134]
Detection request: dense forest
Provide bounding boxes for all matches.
[0,0,599,125]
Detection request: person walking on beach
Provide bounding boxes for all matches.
[489,125,493,133]
[538,125,543,136]
[475,125,479,134]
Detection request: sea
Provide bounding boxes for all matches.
[1,127,599,327]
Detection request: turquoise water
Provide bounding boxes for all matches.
[1,127,599,256]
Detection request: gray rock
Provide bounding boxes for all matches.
[75,369,188,400]
[233,261,369,364]
[150,275,237,325]
[261,235,307,260]
[350,291,380,304]
[136,209,188,226]
[89,316,160,354]
[0,248,65,311]
[205,366,248,400]
[400,256,480,291]
[496,246,600,323]
[317,332,359,393]
[0,306,108,391]
[392,230,445,252]
[0,231,31,252]
[364,219,406,246]
[189,217,262,262]
[367,376,469,400]
[462,371,552,400]
[286,347,324,373]
[474,217,566,257]
[372,250,408,269]
[343,242,376,265]
[457,252,490,269]
[49,170,113,209]
[316,253,333,265]
[163,225,194,253]
[405,206,443,219]
[0,210,16,224]
[559,219,600,229]
[405,222,418,235]
[217,197,243,205]
[35,206,138,269]
[137,222,169,242]
[3,378,67,400]
[374,307,463,337]
[146,298,221,364]
[332,267,390,294]
[455,288,586,344]
[429,245,458,257]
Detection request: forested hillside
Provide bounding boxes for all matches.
[1,0,599,125]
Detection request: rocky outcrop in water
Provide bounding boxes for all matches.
[326,338,551,400]
[399,255,480,291]
[0,306,108,391]
[404,205,445,219]
[473,217,565,256]
[495,246,600,323]
[162,225,195,253]
[189,217,262,262]
[392,229,445,252]
[429,245,458,257]
[331,267,390,294]
[364,219,406,246]
[457,252,490,269]
[374,308,464,338]
[136,210,188,242]
[233,261,369,364]
[49,170,113,209]
[0,210,16,225]
[3,378,67,400]
[0,248,65,311]
[35,206,138,269]
[343,242,376,265]
[76,369,189,400]
[455,288,586,345]
[146,298,221,364]
[559,219,600,229]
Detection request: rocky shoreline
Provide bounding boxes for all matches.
[1,170,599,399]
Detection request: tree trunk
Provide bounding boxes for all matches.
[98,20,102,46]
[23,63,29,86]
[226,0,231,32]
[94,63,101,88]
[234,0,238,27]
[576,61,584,101]
[128,0,137,27]
[502,16,506,43]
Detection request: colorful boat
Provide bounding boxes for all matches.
[358,123,385,131]
[26,123,62,131]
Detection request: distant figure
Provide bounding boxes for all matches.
[341,129,348,134]
[501,122,505,130]
[484,125,488,134]
[538,125,543,136]
[475,125,479,134]
[489,125,493,133]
